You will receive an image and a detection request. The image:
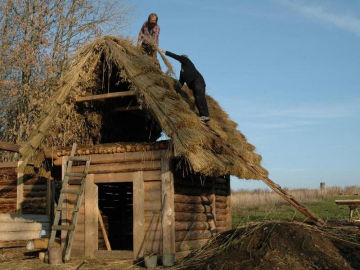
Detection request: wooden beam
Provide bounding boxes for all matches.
[94,171,161,183]
[75,90,136,103]
[71,161,161,174]
[16,161,24,214]
[161,150,175,257]
[98,208,111,251]
[61,157,68,250]
[0,141,20,152]
[53,151,162,166]
[0,240,27,248]
[84,174,98,258]
[0,142,58,159]
[133,171,144,259]
[0,162,18,168]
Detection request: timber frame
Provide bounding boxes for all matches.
[55,141,231,261]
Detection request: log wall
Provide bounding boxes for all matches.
[0,165,17,213]
[174,175,231,259]
[0,214,50,247]
[0,162,48,215]
[22,174,48,215]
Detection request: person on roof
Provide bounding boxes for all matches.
[160,50,210,122]
[137,13,160,57]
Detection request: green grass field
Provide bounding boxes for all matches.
[232,195,360,226]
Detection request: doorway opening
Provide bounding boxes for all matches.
[98,182,133,250]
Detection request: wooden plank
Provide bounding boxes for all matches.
[0,231,42,241]
[133,171,144,259]
[161,150,175,257]
[0,222,43,232]
[54,151,161,166]
[75,90,136,103]
[144,190,161,201]
[0,214,50,223]
[94,171,160,183]
[84,174,98,258]
[98,208,111,251]
[175,212,213,222]
[72,161,161,174]
[174,194,212,205]
[16,161,24,214]
[175,203,212,213]
[0,162,18,168]
[0,240,27,248]
[144,181,161,192]
[61,157,68,249]
[0,141,20,152]
[335,200,360,205]
[175,221,211,231]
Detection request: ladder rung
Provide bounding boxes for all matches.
[65,172,86,178]
[52,225,75,231]
[68,156,91,162]
[62,188,82,195]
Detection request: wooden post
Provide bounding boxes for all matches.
[16,161,24,214]
[61,157,68,249]
[209,178,216,232]
[98,208,111,251]
[84,174,98,258]
[161,151,175,257]
[46,178,52,216]
[133,171,144,259]
[226,175,232,230]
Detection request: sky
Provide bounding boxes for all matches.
[121,0,360,190]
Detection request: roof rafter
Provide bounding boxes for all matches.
[75,90,137,103]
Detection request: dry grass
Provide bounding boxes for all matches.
[231,186,360,211]
[19,36,267,179]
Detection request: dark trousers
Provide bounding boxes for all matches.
[191,78,209,117]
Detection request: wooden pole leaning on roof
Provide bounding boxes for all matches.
[206,125,325,226]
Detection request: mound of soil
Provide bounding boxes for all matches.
[182,222,360,270]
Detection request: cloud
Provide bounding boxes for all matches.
[277,0,360,36]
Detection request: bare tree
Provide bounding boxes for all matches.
[0,0,131,147]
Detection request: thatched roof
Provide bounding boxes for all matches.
[19,36,268,180]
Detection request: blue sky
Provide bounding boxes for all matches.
[122,0,360,190]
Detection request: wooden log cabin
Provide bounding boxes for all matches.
[12,36,268,262]
[49,142,231,260]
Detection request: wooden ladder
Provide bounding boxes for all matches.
[48,143,91,262]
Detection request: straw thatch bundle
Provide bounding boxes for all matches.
[19,36,268,179]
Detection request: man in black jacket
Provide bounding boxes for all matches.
[162,50,210,122]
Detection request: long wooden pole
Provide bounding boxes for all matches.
[206,125,325,226]
[98,208,111,251]
[0,141,57,159]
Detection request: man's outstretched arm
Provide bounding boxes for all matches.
[165,51,185,63]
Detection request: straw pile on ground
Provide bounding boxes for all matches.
[173,221,360,270]
[19,36,268,179]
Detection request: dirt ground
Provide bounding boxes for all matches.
[177,221,360,270]
[0,221,359,270]
[0,248,142,270]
